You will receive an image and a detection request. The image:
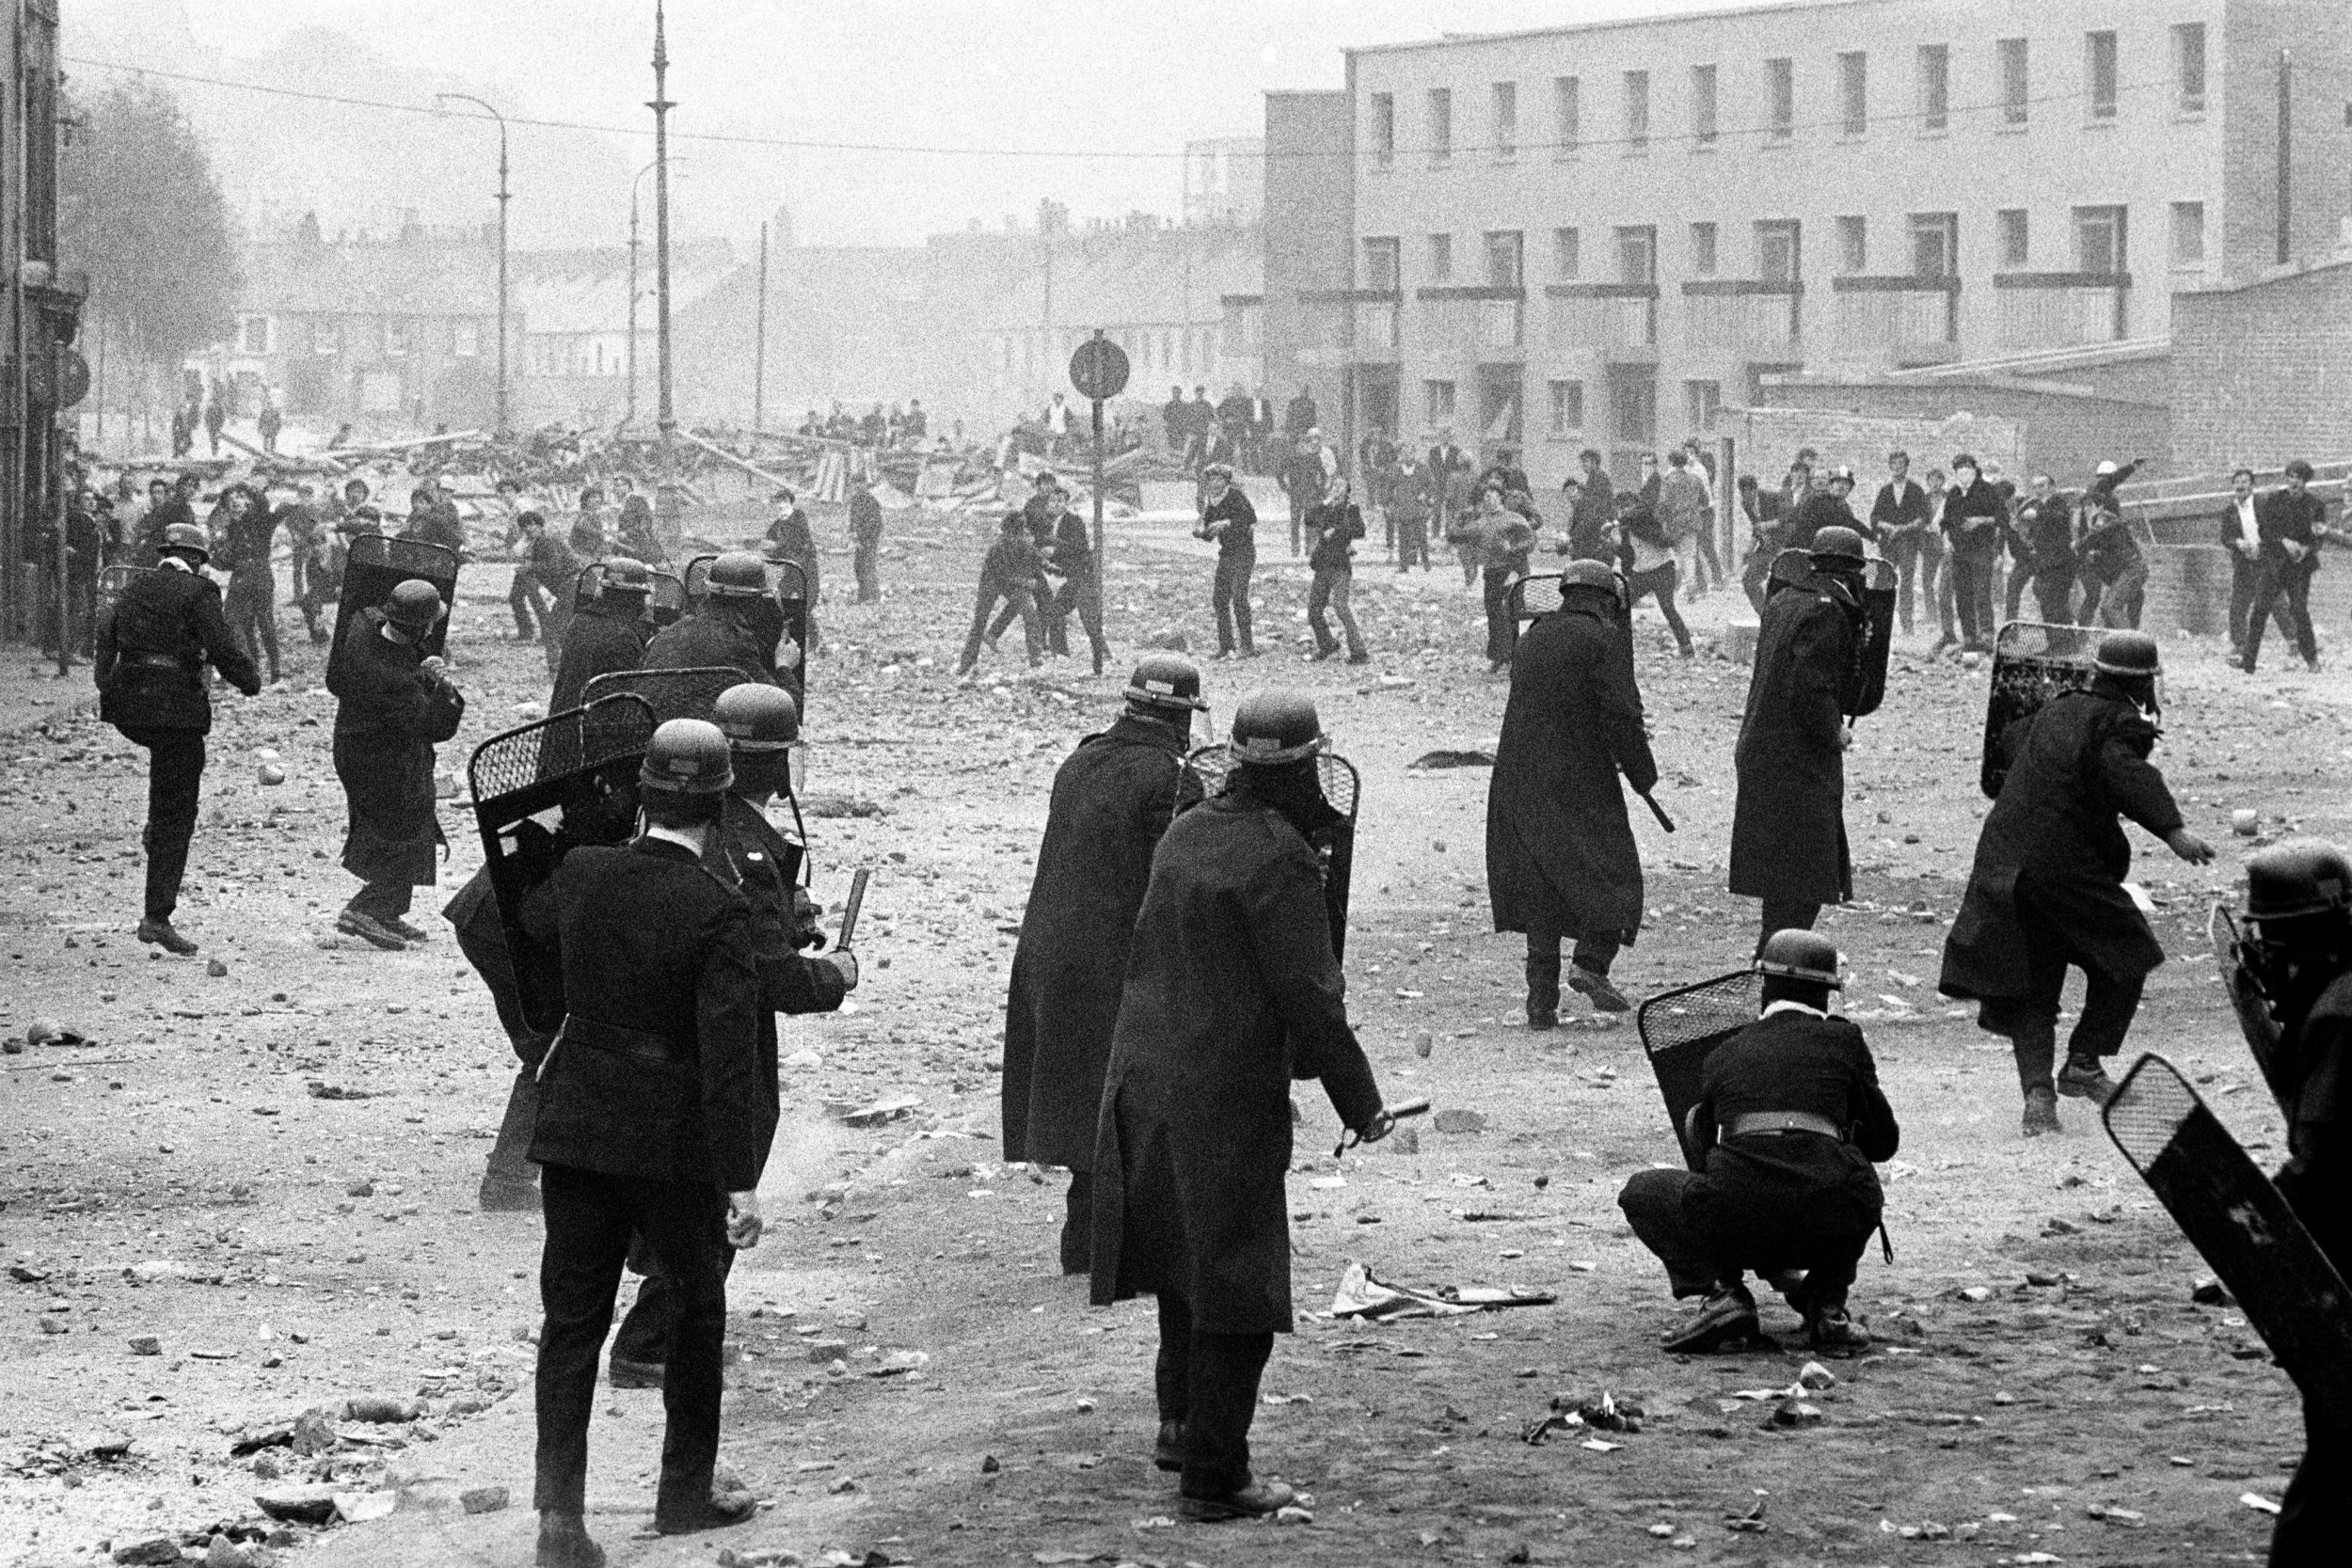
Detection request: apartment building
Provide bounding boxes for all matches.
[1261,0,2352,486]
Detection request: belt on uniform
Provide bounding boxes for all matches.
[559,1015,690,1065]
[1725,1110,1843,1140]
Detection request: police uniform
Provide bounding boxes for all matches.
[644,601,782,687]
[550,590,654,713]
[328,591,465,942]
[94,547,262,948]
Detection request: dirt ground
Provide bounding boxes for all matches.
[3,503,2345,1568]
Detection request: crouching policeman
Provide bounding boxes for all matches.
[523,719,770,1562]
[1618,930,1899,1354]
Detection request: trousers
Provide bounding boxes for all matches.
[349,879,415,922]
[1393,516,1430,570]
[853,542,881,602]
[1757,897,1822,955]
[1976,878,2147,1063]
[119,725,206,923]
[1061,1169,1093,1275]
[1883,531,1945,634]
[2244,559,2319,668]
[2228,552,2296,648]
[1212,547,1255,654]
[2274,1413,2348,1565]
[1053,572,1110,667]
[959,579,1040,672]
[223,567,280,683]
[1618,1164,1872,1313]
[1482,566,1520,665]
[2093,560,2150,630]
[1154,1292,1274,1498]
[509,569,550,640]
[534,1164,731,1522]
[1308,565,1367,658]
[1625,561,1693,654]
[1949,550,1998,647]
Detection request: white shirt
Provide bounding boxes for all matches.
[1047,400,1069,435]
[1761,998,1831,1020]
[2234,496,2261,550]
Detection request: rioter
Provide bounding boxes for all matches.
[1003,657,1208,1274]
[1617,930,1898,1354]
[1304,477,1370,663]
[215,483,283,688]
[1195,463,1258,659]
[956,512,1044,676]
[1090,691,1403,1521]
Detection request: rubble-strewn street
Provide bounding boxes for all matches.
[5,506,2343,1566]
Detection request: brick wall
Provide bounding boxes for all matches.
[1763,378,2170,484]
[2170,260,2352,474]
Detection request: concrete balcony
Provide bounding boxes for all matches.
[1414,284,1526,363]
[1993,272,2132,350]
[1828,276,1959,370]
[1681,279,1804,359]
[1544,283,1661,361]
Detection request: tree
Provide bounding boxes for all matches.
[57,80,239,370]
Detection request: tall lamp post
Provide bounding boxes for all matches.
[437,92,509,437]
[625,156,663,429]
[648,2,679,538]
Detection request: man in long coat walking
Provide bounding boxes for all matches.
[1003,657,1208,1274]
[329,580,466,950]
[1729,526,1869,951]
[1938,630,2212,1134]
[1487,560,1657,1023]
[1091,691,1399,1522]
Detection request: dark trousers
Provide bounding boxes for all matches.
[1689,520,1724,594]
[1618,1165,1871,1313]
[1154,1292,1274,1498]
[296,560,334,643]
[349,880,415,922]
[1482,566,1519,665]
[1212,547,1255,654]
[2244,559,2320,668]
[2274,1414,2348,1566]
[1060,1170,1092,1275]
[1756,897,1822,955]
[960,579,1040,672]
[451,911,549,1193]
[853,542,880,602]
[2014,565,2073,626]
[534,1164,731,1521]
[119,725,206,923]
[1624,561,1693,653]
[2093,560,2149,630]
[1054,573,1110,667]
[1978,879,2146,1070]
[510,569,549,639]
[224,568,280,683]
[1308,565,1367,658]
[1526,925,1621,979]
[1884,531,1948,637]
[1394,516,1430,570]
[1950,550,1998,647]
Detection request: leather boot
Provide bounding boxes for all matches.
[1525,951,1562,1030]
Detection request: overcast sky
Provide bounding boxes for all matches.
[70,0,1773,249]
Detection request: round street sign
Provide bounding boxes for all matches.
[1068,335,1130,403]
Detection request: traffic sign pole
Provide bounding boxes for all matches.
[1067,328,1131,668]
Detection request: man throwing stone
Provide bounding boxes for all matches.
[329,580,466,950]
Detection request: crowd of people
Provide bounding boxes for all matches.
[794,398,930,449]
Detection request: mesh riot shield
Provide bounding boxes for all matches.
[1980,620,2099,800]
[2103,1053,2352,1419]
[1510,574,1565,622]
[468,694,658,1032]
[2212,904,2290,1104]
[571,562,687,626]
[582,665,743,726]
[329,534,459,689]
[1186,744,1361,962]
[683,554,808,714]
[1635,969,1762,1169]
[97,565,158,617]
[1851,558,1898,719]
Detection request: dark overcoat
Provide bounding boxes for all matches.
[1089,785,1382,1335]
[550,599,652,713]
[95,563,260,732]
[1002,714,1201,1169]
[1729,579,1859,905]
[1939,689,2185,1000]
[1487,600,1658,940]
[330,610,465,888]
[644,604,778,687]
[706,793,848,1021]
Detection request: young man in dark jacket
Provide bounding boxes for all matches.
[2242,459,2340,673]
[957,511,1044,675]
[1870,451,1935,634]
[1196,464,1259,658]
[1939,455,2007,651]
[1304,477,1369,662]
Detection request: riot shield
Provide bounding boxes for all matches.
[2103,1053,2352,1420]
[1509,574,1565,622]
[1851,558,1898,719]
[1980,620,2099,799]
[2212,904,2290,1104]
[1185,744,1361,961]
[583,665,744,726]
[329,534,459,689]
[683,554,808,713]
[1767,546,1814,598]
[1635,969,1762,1169]
[467,694,658,1032]
[570,562,686,626]
[97,565,157,617]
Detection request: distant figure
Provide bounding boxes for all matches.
[203,397,227,457]
[258,401,283,455]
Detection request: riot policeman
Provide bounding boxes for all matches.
[93,522,263,954]
[645,551,790,686]
[1091,690,1402,1521]
[1617,930,1899,1354]
[522,719,768,1558]
[550,556,654,713]
[2233,841,2352,1563]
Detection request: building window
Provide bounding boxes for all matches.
[1609,371,1658,444]
[1362,236,1400,292]
[311,318,339,356]
[1765,58,1794,141]
[1623,70,1649,150]
[1424,379,1457,423]
[1690,222,1719,276]
[1427,232,1454,283]
[2173,23,2207,113]
[1998,38,2028,125]
[238,314,271,355]
[1910,213,1958,278]
[384,319,410,357]
[1553,75,1581,153]
[1548,379,1584,436]
[1486,230,1524,290]
[1838,52,1867,136]
[1691,64,1718,145]
[1836,215,1867,274]
[1756,219,1802,282]
[1917,44,1949,132]
[1553,227,1581,279]
[453,319,481,357]
[1614,226,1656,286]
[2087,31,2119,120]
[1492,81,1518,158]
[1428,87,1453,160]
[2074,204,2127,274]
[1370,92,1395,166]
[1684,379,1722,435]
[1996,208,2029,268]
[2169,200,2206,266]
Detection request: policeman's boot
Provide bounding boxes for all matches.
[1661,1281,1760,1354]
[2010,1020,2061,1137]
[535,1512,605,1568]
[1525,951,1562,1031]
[2056,1052,2121,1106]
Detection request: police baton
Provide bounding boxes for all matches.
[834,868,871,949]
[1335,1097,1431,1159]
[1639,792,1677,833]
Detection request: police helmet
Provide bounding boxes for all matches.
[706,551,769,598]
[1755,928,1843,989]
[160,523,210,561]
[2093,630,2160,678]
[639,718,734,796]
[1125,654,1208,713]
[1229,690,1327,767]
[601,556,652,595]
[1809,526,1869,566]
[714,683,801,752]
[1560,558,1625,602]
[382,579,446,634]
[2245,839,2352,926]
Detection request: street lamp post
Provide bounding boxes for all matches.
[625,158,661,429]
[437,92,510,438]
[649,2,679,539]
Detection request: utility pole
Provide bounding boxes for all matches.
[625,157,660,429]
[650,1,679,542]
[753,219,769,433]
[2276,48,2294,265]
[437,93,509,436]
